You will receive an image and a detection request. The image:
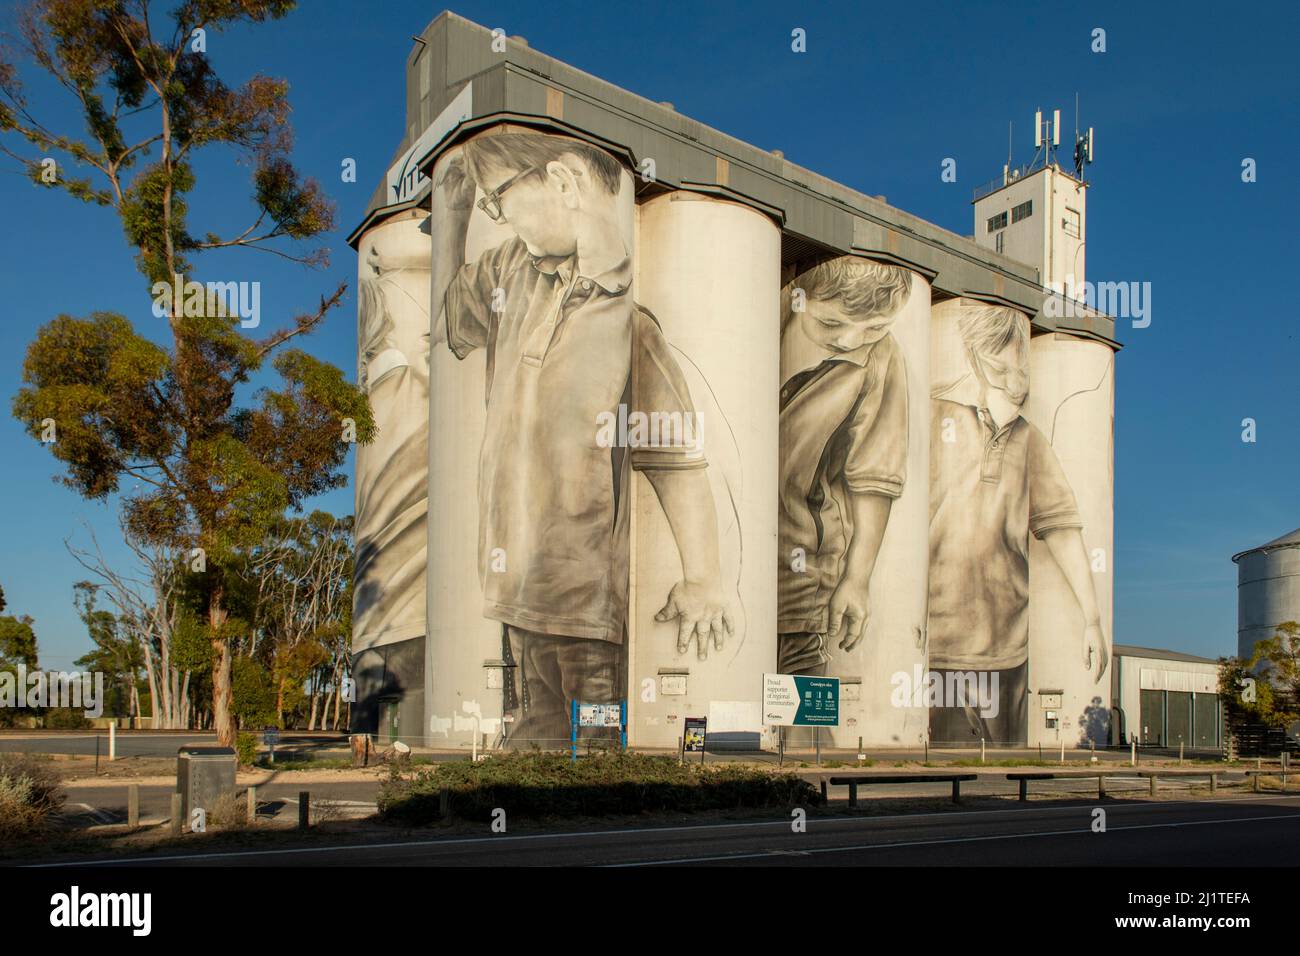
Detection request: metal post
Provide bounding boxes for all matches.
[95,735,100,776]
[169,793,182,836]
[1179,740,1184,765]
[109,721,116,761]
[247,785,257,824]
[679,734,685,766]
[924,738,929,764]
[815,727,821,767]
[128,784,139,828]
[778,726,784,767]
[439,787,450,818]
[980,737,986,764]
[1038,743,1042,762]
[1059,738,1065,765]
[1098,774,1106,800]
[1149,774,1157,796]
[1130,737,1136,767]
[298,791,310,829]
[570,699,578,763]
[620,699,628,751]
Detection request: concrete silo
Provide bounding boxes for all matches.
[1233,529,1300,660]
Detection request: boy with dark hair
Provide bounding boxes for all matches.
[778,257,913,676]
[430,132,731,746]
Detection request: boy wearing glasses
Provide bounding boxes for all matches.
[928,303,1107,745]
[429,132,732,747]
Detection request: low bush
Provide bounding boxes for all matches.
[378,751,821,825]
[235,732,258,768]
[0,753,64,838]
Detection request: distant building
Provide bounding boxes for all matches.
[1233,528,1300,660]
[1111,645,1221,750]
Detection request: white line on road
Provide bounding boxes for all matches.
[606,811,1300,866]
[32,794,1300,867]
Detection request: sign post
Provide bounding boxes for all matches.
[683,717,708,765]
[263,726,280,764]
[571,700,626,761]
[763,673,840,728]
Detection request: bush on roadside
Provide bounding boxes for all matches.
[0,753,64,838]
[235,732,258,768]
[378,751,821,825]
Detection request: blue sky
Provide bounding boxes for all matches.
[1,0,1296,668]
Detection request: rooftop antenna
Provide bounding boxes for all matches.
[1072,94,1095,180]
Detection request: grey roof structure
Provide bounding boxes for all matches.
[350,11,1119,349]
[1232,528,1300,563]
[1112,644,1222,665]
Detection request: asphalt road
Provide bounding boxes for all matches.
[39,793,1300,867]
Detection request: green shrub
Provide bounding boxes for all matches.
[235,732,258,767]
[0,753,64,838]
[378,751,821,825]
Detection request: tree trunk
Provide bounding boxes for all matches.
[208,580,236,746]
[332,671,342,730]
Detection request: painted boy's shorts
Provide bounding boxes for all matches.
[504,625,623,748]
[778,631,831,675]
[927,661,1028,746]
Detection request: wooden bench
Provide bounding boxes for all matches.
[1137,769,1220,795]
[827,773,978,807]
[1006,771,1119,801]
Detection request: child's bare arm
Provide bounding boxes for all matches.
[828,492,892,651]
[644,469,732,660]
[429,154,476,346]
[1042,527,1107,682]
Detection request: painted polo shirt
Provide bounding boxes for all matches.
[778,327,908,634]
[928,376,1081,671]
[442,235,705,643]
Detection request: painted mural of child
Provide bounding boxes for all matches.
[429,132,732,746]
[777,258,913,676]
[928,304,1107,744]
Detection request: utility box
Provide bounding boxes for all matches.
[176,747,236,822]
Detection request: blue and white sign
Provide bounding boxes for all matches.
[763,673,840,727]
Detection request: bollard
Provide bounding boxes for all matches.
[127,784,139,829]
[298,791,310,829]
[980,737,985,764]
[1130,738,1136,767]
[247,785,257,824]
[1149,774,1158,796]
[1098,775,1106,800]
[1179,740,1184,765]
[170,792,182,836]
[109,722,116,762]
[820,778,828,803]
[1059,739,1065,765]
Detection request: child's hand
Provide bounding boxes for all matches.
[827,577,869,652]
[435,153,477,212]
[656,580,734,660]
[1083,623,1108,683]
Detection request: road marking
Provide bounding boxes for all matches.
[607,811,1300,866]
[32,793,1300,867]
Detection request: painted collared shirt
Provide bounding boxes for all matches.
[928,375,1081,670]
[442,236,705,643]
[778,328,908,634]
